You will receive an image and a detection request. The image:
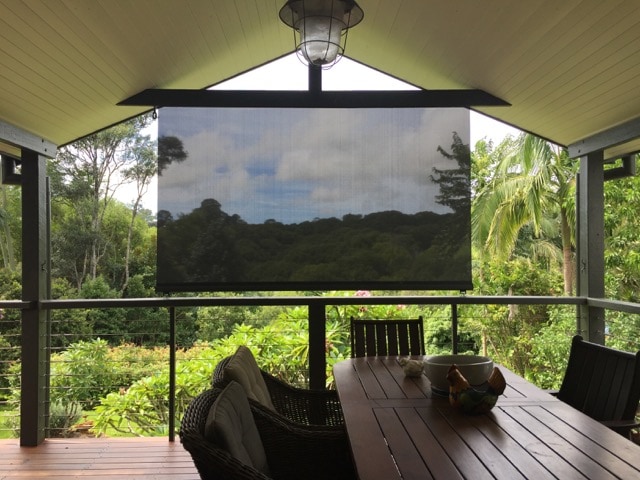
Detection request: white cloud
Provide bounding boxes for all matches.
[126,56,521,215]
[157,106,469,223]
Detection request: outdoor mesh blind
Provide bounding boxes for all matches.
[156,106,471,292]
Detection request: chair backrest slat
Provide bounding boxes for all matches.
[374,322,388,355]
[350,317,425,358]
[558,335,640,426]
[352,324,367,358]
[384,323,397,356]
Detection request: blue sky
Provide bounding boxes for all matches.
[158,106,470,223]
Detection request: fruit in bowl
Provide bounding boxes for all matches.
[423,354,494,395]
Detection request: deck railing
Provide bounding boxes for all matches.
[1,295,639,441]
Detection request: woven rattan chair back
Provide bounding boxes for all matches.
[180,386,356,480]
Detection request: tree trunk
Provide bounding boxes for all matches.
[121,198,140,294]
[560,208,573,295]
[0,186,16,271]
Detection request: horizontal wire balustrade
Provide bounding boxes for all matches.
[1,295,639,440]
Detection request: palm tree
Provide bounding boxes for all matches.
[472,134,577,294]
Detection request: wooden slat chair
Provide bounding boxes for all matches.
[555,335,640,438]
[350,316,425,358]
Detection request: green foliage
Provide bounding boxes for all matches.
[0,334,15,400]
[194,298,274,342]
[92,344,219,436]
[49,114,156,293]
[50,277,94,349]
[91,302,355,436]
[0,268,22,396]
[6,339,174,436]
[424,314,480,355]
[93,374,171,436]
[121,275,172,345]
[48,400,83,438]
[80,277,128,344]
[0,185,21,270]
[467,256,568,378]
[606,310,640,352]
[472,134,577,294]
[157,199,469,286]
[605,173,640,303]
[525,308,575,389]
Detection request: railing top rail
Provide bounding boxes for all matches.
[0,300,36,309]
[36,295,586,310]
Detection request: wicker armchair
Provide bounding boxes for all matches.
[213,348,344,426]
[180,385,356,480]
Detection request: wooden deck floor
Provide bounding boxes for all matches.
[0,437,199,479]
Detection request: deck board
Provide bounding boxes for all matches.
[0,437,199,479]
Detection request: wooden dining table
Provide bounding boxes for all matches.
[333,356,640,480]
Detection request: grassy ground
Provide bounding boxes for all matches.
[0,404,17,439]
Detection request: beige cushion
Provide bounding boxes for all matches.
[223,346,275,410]
[204,381,270,475]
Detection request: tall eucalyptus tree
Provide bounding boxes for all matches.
[50,115,153,290]
[119,132,156,293]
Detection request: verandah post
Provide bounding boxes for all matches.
[308,302,326,391]
[20,148,49,446]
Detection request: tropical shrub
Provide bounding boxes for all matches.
[5,339,171,436]
[525,307,574,389]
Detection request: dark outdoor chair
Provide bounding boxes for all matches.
[350,316,425,358]
[212,345,344,426]
[180,381,356,480]
[554,335,640,438]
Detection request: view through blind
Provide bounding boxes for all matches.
[156,106,471,292]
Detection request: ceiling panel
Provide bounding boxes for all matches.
[1,0,640,155]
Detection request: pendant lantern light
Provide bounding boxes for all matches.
[279,0,364,68]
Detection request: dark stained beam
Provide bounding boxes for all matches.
[0,120,56,158]
[568,116,640,158]
[118,89,510,108]
[603,155,636,181]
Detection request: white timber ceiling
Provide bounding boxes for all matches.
[2,0,640,158]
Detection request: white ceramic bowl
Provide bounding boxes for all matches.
[423,354,493,394]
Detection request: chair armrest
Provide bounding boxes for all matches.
[180,388,274,480]
[599,418,640,435]
[212,355,231,387]
[600,419,640,428]
[181,430,273,480]
[213,354,345,426]
[251,402,355,480]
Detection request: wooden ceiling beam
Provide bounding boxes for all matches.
[0,120,56,158]
[118,88,510,108]
[569,116,640,159]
